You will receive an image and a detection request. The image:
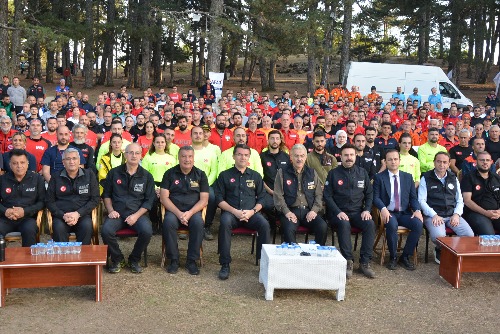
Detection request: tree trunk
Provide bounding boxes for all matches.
[307,35,317,94]
[241,36,249,86]
[417,7,427,65]
[198,26,206,87]
[33,41,41,79]
[220,40,227,74]
[474,8,485,82]
[83,0,94,88]
[127,0,139,88]
[26,48,34,79]
[423,5,431,63]
[206,0,224,73]
[448,0,464,86]
[0,0,10,76]
[321,6,334,86]
[268,56,276,90]
[438,18,445,60]
[168,30,175,86]
[46,49,55,83]
[339,0,352,83]
[190,26,197,86]
[466,13,475,79]
[478,11,499,83]
[140,2,151,90]
[258,56,269,91]
[10,0,24,76]
[105,0,115,86]
[247,55,256,84]
[152,13,162,87]
[62,42,72,86]
[229,33,240,77]
[73,40,78,68]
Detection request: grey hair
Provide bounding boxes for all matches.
[72,123,88,133]
[458,129,470,137]
[62,147,80,160]
[0,115,11,123]
[290,144,307,154]
[178,145,194,157]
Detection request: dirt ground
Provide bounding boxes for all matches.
[2,60,500,333]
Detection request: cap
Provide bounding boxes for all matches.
[371,86,376,90]
[314,124,326,131]
[485,116,492,121]
[201,124,211,132]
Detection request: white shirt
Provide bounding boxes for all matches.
[387,171,401,212]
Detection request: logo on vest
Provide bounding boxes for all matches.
[133,183,144,192]
[476,185,481,190]
[174,180,180,185]
[230,178,235,183]
[266,162,272,167]
[117,179,122,185]
[5,188,11,194]
[338,180,343,185]
[60,186,66,192]
[447,183,454,190]
[79,184,89,194]
[25,187,35,192]
[286,180,292,186]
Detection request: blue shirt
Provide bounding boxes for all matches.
[428,94,442,107]
[41,146,86,175]
[408,94,422,106]
[392,93,405,101]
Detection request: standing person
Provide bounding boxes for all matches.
[160,146,209,275]
[418,127,447,173]
[449,129,473,175]
[25,119,51,172]
[305,131,337,184]
[279,114,300,150]
[398,133,421,186]
[137,121,157,157]
[27,77,46,100]
[323,144,376,279]
[438,123,459,151]
[462,137,496,177]
[101,143,155,274]
[97,134,126,194]
[46,148,99,244]
[364,126,386,173]
[0,75,11,99]
[418,152,474,264]
[214,144,270,280]
[217,127,263,176]
[0,149,45,246]
[209,114,233,152]
[373,149,423,270]
[353,133,376,180]
[274,144,328,245]
[6,77,27,116]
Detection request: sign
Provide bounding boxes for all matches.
[209,72,224,100]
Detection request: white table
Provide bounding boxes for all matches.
[259,244,347,301]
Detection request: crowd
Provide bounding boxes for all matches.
[0,74,499,280]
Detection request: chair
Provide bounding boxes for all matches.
[331,226,362,249]
[160,206,206,268]
[4,209,45,245]
[46,207,100,245]
[273,219,311,244]
[372,207,418,265]
[231,226,259,266]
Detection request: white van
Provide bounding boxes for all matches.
[343,62,473,108]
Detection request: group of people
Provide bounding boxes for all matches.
[0,74,499,280]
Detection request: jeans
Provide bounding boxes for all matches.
[52,215,93,245]
[423,215,474,248]
[218,211,270,265]
[330,212,375,263]
[163,211,204,261]
[0,217,38,247]
[463,211,500,235]
[101,214,153,263]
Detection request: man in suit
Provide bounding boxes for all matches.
[373,149,423,270]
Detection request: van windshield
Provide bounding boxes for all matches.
[439,82,460,99]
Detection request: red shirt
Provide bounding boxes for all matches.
[25,136,51,171]
[438,136,459,151]
[0,129,17,153]
[169,93,182,103]
[41,131,58,146]
[137,135,154,157]
[209,128,233,152]
[173,129,192,147]
[101,131,133,143]
[132,107,143,116]
[246,128,267,154]
[84,130,98,149]
[280,128,300,150]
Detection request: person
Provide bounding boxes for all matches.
[323,144,376,279]
[46,148,99,244]
[246,113,267,153]
[214,144,270,280]
[438,123,459,151]
[462,137,496,177]
[398,133,421,186]
[137,121,157,157]
[279,114,300,150]
[41,126,86,182]
[101,143,155,274]
[462,151,500,235]
[274,144,328,245]
[217,127,263,176]
[418,152,474,264]
[449,129,473,175]
[428,87,442,107]
[160,146,209,275]
[98,134,126,194]
[364,126,386,173]
[69,124,96,175]
[95,121,131,169]
[353,133,376,180]
[2,132,37,173]
[328,129,347,162]
[0,115,17,153]
[418,127,447,173]
[373,149,423,270]
[305,131,337,184]
[6,77,26,115]
[25,119,51,172]
[209,113,233,152]
[0,149,45,246]
[485,125,500,162]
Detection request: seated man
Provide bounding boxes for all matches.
[462,151,500,235]
[46,148,99,244]
[160,146,209,275]
[418,152,474,264]
[324,144,376,279]
[214,144,270,280]
[373,149,423,270]
[274,144,327,245]
[0,149,45,246]
[101,143,155,274]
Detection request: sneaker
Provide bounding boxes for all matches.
[108,259,126,273]
[386,257,398,270]
[359,262,376,278]
[185,260,200,275]
[166,260,179,274]
[204,227,214,241]
[346,260,354,279]
[179,233,188,240]
[219,263,230,280]
[129,261,143,274]
[434,248,441,264]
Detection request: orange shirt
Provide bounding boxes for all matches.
[101,131,133,143]
[208,128,233,152]
[330,88,346,102]
[280,128,300,150]
[173,129,192,147]
[314,88,330,100]
[367,93,380,103]
[246,128,267,154]
[346,91,362,103]
[84,130,98,150]
[393,131,421,146]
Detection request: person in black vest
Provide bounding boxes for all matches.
[46,148,99,245]
[323,144,376,279]
[274,144,327,245]
[214,144,270,280]
[418,151,474,264]
[462,151,500,235]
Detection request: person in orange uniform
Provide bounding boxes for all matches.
[279,114,300,150]
[367,86,380,103]
[330,82,346,102]
[347,86,362,103]
[246,113,267,153]
[209,113,233,152]
[394,120,421,146]
[314,82,330,101]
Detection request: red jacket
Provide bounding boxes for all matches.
[209,128,233,152]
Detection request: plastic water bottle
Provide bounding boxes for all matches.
[0,235,5,261]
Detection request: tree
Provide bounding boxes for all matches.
[339,0,353,83]
[207,0,224,73]
[83,0,95,88]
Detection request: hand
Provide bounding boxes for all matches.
[489,210,500,220]
[450,214,460,227]
[125,213,138,226]
[233,209,246,221]
[361,211,372,220]
[337,212,349,221]
[12,207,25,219]
[412,210,423,222]
[63,212,80,226]
[432,214,444,227]
[305,211,317,223]
[108,210,120,219]
[380,208,392,224]
[155,188,160,198]
[285,212,298,224]
[179,210,193,226]
[5,208,16,220]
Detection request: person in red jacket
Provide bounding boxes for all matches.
[209,114,233,152]
[279,114,300,150]
[246,113,267,153]
[0,116,17,153]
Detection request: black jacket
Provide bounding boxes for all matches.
[0,171,45,218]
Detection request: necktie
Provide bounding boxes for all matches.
[394,175,400,212]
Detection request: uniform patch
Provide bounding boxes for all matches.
[225,135,231,141]
[133,183,144,192]
[267,162,272,167]
[117,179,122,185]
[246,180,255,188]
[476,185,481,190]
[190,180,199,188]
[286,180,292,186]
[357,180,365,188]
[5,188,11,194]
[447,183,455,190]
[230,178,235,183]
[338,180,343,185]
[174,180,180,185]
[60,186,66,192]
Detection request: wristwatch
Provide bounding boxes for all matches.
[253,208,257,214]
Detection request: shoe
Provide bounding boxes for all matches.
[108,259,126,273]
[346,260,354,279]
[129,261,143,274]
[386,257,398,270]
[398,256,416,271]
[204,227,214,241]
[179,233,188,240]
[218,263,230,280]
[167,260,179,274]
[185,260,200,275]
[359,262,376,278]
[434,248,441,264]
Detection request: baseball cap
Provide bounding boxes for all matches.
[201,124,211,132]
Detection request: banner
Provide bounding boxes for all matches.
[494,72,500,95]
[209,72,224,99]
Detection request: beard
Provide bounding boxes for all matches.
[477,166,491,173]
[73,138,86,145]
[216,123,226,130]
[179,124,187,131]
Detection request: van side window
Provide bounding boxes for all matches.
[439,82,460,99]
